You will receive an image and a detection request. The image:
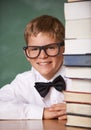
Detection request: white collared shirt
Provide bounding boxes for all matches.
[0,66,70,119]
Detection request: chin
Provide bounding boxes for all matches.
[40,71,55,79]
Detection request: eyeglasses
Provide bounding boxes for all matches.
[23,42,64,59]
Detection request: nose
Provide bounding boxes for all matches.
[38,49,48,59]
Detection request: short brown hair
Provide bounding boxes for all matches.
[24,15,65,44]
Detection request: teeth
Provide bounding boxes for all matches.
[38,62,50,66]
[39,62,48,65]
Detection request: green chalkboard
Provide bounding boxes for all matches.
[0,0,66,88]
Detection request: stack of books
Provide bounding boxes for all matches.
[63,0,91,129]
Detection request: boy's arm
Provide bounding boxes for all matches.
[0,101,43,119]
[0,85,43,119]
[43,103,67,120]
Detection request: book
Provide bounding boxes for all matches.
[65,1,91,20]
[64,91,91,104]
[66,126,89,130]
[65,66,91,79]
[66,102,91,116]
[65,18,91,39]
[63,54,91,67]
[66,114,91,129]
[64,39,91,54]
[67,78,91,92]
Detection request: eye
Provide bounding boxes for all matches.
[48,45,57,50]
[30,47,39,51]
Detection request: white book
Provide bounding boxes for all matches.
[64,91,91,104]
[65,18,91,39]
[65,1,91,20]
[68,78,91,92]
[64,39,91,54]
[66,114,91,128]
[65,67,91,79]
[66,125,90,130]
[66,102,91,116]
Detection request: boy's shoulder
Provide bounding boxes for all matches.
[15,69,33,81]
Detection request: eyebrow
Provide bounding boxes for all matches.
[27,42,64,48]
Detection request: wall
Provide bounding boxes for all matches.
[0,0,66,87]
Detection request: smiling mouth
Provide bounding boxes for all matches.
[37,61,52,66]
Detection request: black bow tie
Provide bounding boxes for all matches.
[34,75,66,97]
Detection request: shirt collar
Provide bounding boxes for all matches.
[31,66,65,82]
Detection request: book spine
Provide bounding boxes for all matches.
[63,54,91,66]
[64,39,91,54]
[66,114,91,128]
[65,1,91,20]
[65,19,91,39]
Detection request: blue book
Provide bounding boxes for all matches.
[63,54,91,67]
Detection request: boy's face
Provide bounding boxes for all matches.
[26,32,64,80]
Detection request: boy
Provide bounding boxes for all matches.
[0,15,68,120]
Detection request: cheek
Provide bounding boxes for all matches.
[54,55,63,66]
[26,58,35,66]
[28,59,34,65]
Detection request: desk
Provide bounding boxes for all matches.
[0,120,89,130]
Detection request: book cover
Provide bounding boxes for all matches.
[66,114,91,128]
[65,18,91,39]
[64,39,91,54]
[65,1,91,20]
[63,54,91,67]
[66,78,91,92]
[64,91,91,104]
[65,66,91,79]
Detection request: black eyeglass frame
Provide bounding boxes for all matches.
[23,42,64,59]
